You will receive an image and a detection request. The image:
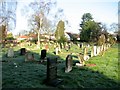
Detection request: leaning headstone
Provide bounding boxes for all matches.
[20,48,26,55]
[45,57,62,86]
[7,48,14,57]
[25,53,34,62]
[65,54,73,73]
[77,53,85,66]
[40,49,47,62]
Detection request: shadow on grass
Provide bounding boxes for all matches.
[1,46,119,89]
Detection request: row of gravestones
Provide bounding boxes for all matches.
[54,43,72,55]
[76,43,111,67]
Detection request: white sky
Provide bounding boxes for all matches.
[12,0,119,35]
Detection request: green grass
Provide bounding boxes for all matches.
[1,43,119,88]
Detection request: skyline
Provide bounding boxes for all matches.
[11,0,119,35]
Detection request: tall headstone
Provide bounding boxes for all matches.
[93,46,97,56]
[7,48,14,57]
[65,54,73,73]
[46,57,62,86]
[40,49,47,61]
[96,46,100,55]
[55,46,59,55]
[20,48,26,55]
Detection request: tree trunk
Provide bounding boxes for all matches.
[37,30,40,49]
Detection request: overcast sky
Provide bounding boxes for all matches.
[12,0,119,35]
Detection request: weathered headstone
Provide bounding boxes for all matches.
[20,48,26,55]
[40,49,47,61]
[25,53,34,62]
[65,54,73,73]
[91,47,94,57]
[77,53,85,66]
[7,48,14,57]
[45,57,62,86]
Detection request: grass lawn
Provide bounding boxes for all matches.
[1,42,119,89]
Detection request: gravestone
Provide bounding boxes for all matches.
[45,57,62,86]
[7,48,14,57]
[91,47,94,57]
[83,47,89,61]
[93,46,97,56]
[20,48,26,55]
[96,46,100,55]
[25,53,34,62]
[77,53,85,66]
[65,54,73,73]
[40,49,47,61]
[55,46,59,55]
[80,43,83,48]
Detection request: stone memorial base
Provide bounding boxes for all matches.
[76,63,84,67]
[44,78,63,87]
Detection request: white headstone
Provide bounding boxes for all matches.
[55,47,59,55]
[93,46,97,56]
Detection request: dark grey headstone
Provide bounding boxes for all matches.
[65,54,73,73]
[45,57,63,86]
[20,48,26,55]
[40,49,46,60]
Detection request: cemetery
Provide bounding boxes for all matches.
[1,40,119,88]
[0,0,119,89]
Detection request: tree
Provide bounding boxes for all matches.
[27,0,56,48]
[55,20,67,43]
[0,0,17,46]
[80,13,101,42]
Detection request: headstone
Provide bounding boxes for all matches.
[7,48,14,57]
[46,57,62,86]
[83,47,89,61]
[93,46,97,56]
[25,53,34,62]
[65,54,73,73]
[91,47,94,57]
[20,48,26,55]
[55,46,59,55]
[80,43,83,48]
[77,53,85,66]
[40,49,47,61]
[96,46,100,55]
